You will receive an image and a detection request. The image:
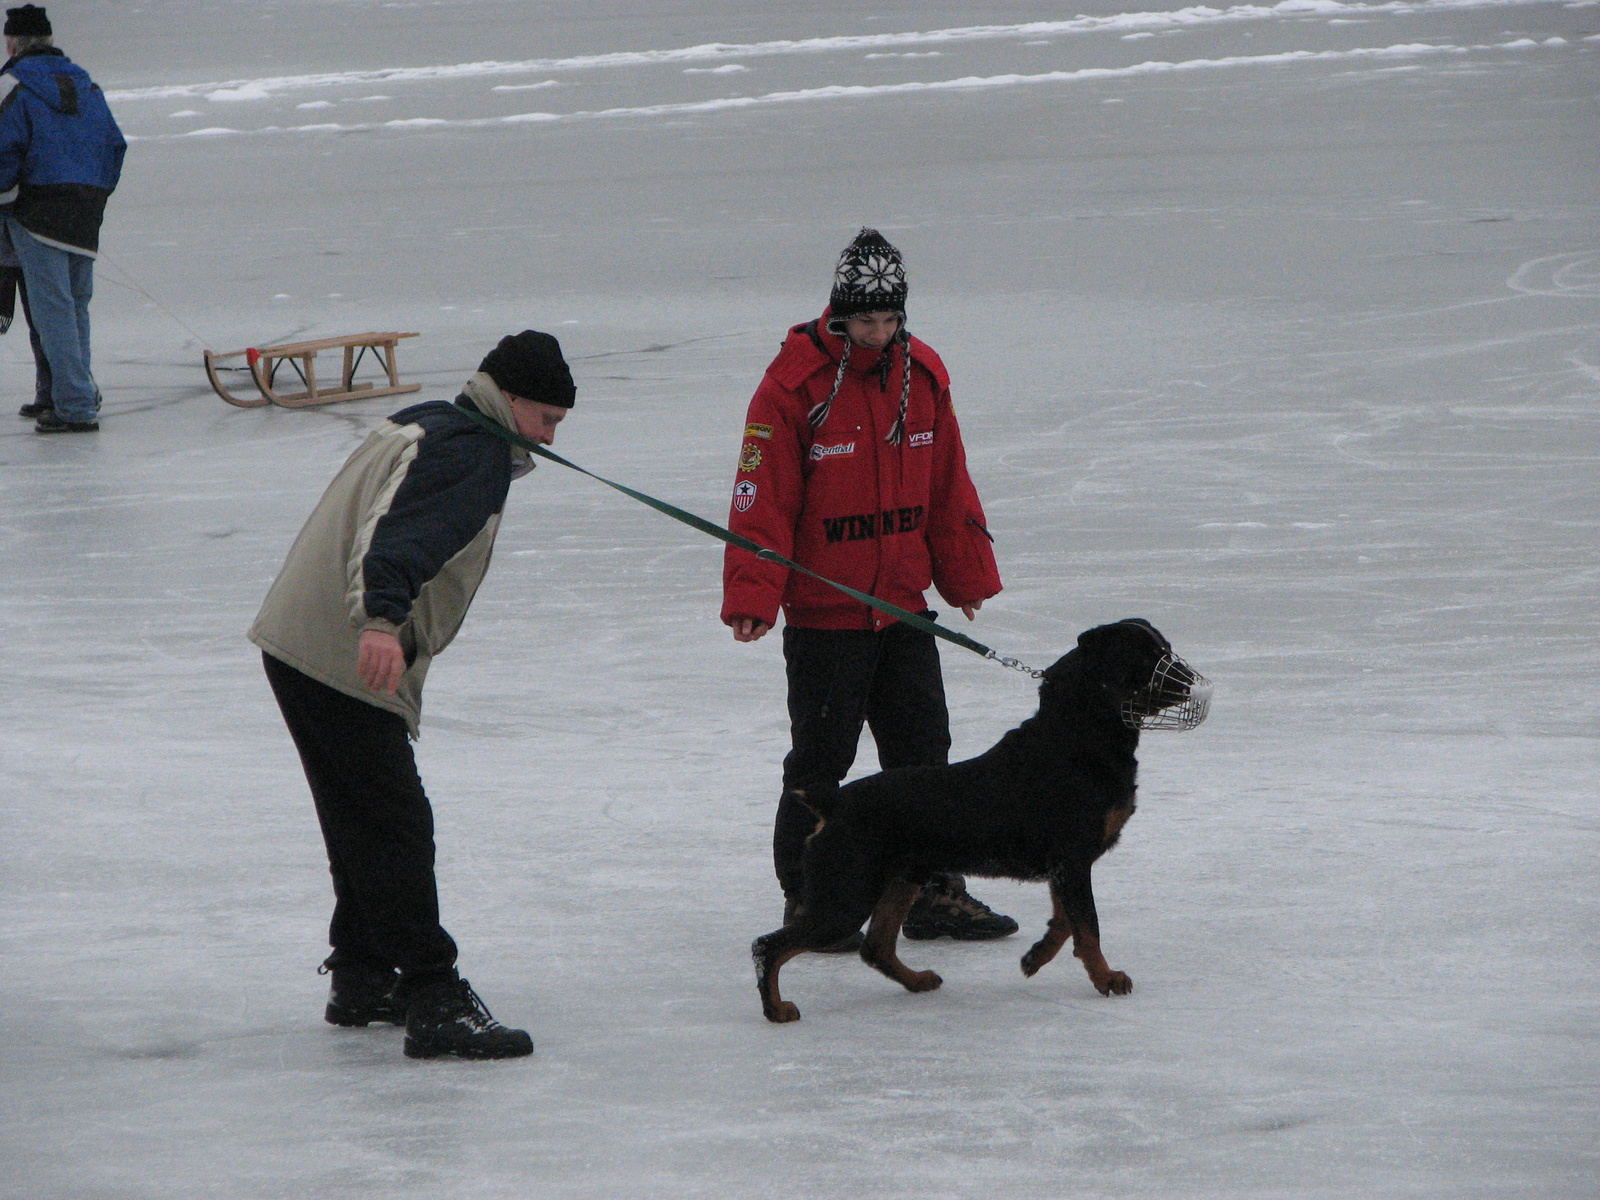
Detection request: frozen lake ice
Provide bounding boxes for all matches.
[1,1,1596,1196]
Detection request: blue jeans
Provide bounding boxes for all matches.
[4,218,96,422]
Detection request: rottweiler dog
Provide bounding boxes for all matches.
[751,618,1209,1023]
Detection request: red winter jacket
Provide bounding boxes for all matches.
[721,314,1002,631]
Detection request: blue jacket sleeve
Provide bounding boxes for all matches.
[0,80,27,196]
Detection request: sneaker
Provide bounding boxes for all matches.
[18,400,51,418]
[902,875,1019,941]
[402,977,533,1060]
[320,956,404,1028]
[35,410,98,433]
[783,897,864,953]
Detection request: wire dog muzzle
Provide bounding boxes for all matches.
[1121,653,1213,731]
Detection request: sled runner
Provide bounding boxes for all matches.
[204,331,421,408]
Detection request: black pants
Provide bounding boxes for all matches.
[2,270,53,406]
[774,620,951,897]
[263,653,457,983]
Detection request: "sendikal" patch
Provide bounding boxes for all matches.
[810,441,855,462]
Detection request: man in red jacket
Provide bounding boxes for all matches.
[723,228,1017,942]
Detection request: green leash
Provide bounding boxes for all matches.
[455,402,1044,678]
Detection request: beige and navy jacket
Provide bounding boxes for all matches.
[249,374,531,736]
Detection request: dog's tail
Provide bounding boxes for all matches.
[785,782,839,821]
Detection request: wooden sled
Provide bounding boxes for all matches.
[205,331,421,408]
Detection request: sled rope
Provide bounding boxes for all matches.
[454,403,1045,677]
[98,252,215,348]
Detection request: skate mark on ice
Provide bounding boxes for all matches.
[1507,252,1600,299]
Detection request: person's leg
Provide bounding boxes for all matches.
[8,272,53,417]
[5,220,97,422]
[776,626,878,901]
[866,620,1019,941]
[67,251,94,406]
[262,654,458,982]
[863,618,952,772]
[262,653,531,1059]
[20,275,54,414]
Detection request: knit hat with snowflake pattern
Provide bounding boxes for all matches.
[827,228,907,322]
[810,229,914,445]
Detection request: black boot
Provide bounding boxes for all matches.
[321,955,404,1027]
[402,976,533,1060]
[18,400,51,418]
[34,409,98,433]
[902,874,1019,941]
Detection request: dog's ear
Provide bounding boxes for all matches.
[1066,625,1128,691]
[1115,618,1170,651]
[1076,622,1136,654]
[1075,624,1113,651]
[1077,621,1167,693]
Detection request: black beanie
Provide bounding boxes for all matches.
[478,329,575,408]
[4,5,50,36]
[828,228,907,322]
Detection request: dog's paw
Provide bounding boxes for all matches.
[764,1001,802,1023]
[906,970,943,993]
[1020,945,1051,977]
[1095,970,1133,996]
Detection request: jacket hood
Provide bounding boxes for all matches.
[815,308,896,376]
[7,49,86,116]
[461,371,534,478]
[767,310,951,395]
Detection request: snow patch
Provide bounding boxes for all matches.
[205,84,272,102]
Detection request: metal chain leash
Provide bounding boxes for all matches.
[985,651,1047,679]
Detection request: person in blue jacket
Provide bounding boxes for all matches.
[0,5,125,433]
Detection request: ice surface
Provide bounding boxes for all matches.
[1,1,1596,1197]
